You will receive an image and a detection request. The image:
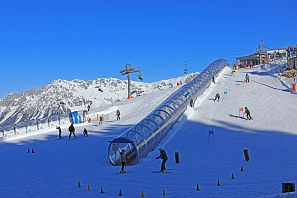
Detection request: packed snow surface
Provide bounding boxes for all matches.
[1,65,297,198]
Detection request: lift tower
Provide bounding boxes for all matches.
[120,63,140,99]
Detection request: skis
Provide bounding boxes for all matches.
[151,170,172,173]
[115,171,134,174]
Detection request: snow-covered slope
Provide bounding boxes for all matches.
[0,74,197,127]
[1,65,296,198]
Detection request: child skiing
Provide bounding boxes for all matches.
[245,73,250,83]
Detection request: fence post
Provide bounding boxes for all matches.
[175,152,180,163]
[244,148,250,162]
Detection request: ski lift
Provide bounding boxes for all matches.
[137,72,143,81]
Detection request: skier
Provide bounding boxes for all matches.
[189,98,194,107]
[214,92,220,102]
[83,128,88,137]
[156,148,168,173]
[244,107,252,120]
[99,115,103,125]
[56,126,62,139]
[245,73,250,83]
[116,109,121,120]
[68,123,76,140]
[212,76,215,84]
[87,104,90,112]
[120,149,127,173]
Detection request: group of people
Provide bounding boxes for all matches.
[56,109,122,139]
[56,124,88,140]
[119,148,168,173]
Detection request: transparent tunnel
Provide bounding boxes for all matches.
[108,58,229,165]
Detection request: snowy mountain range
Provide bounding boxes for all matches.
[0,73,197,127]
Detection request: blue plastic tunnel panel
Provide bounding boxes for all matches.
[108,58,229,165]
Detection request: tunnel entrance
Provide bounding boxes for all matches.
[108,137,138,166]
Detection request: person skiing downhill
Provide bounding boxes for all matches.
[68,124,76,140]
[189,98,194,107]
[214,93,220,102]
[244,107,252,120]
[116,109,121,120]
[156,148,168,172]
[120,149,127,173]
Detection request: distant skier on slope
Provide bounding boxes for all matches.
[83,128,88,137]
[56,126,62,139]
[244,107,252,120]
[214,92,220,102]
[68,124,76,140]
[189,98,194,107]
[156,148,168,173]
[116,109,121,120]
[245,73,250,83]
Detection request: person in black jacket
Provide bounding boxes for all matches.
[156,148,168,172]
[244,107,252,120]
[116,110,121,120]
[68,124,76,140]
[57,126,62,139]
[83,128,88,137]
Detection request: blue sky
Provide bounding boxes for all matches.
[0,0,296,97]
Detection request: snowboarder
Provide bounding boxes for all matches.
[214,92,220,102]
[156,148,168,172]
[245,73,250,83]
[68,124,76,139]
[120,149,127,173]
[244,107,252,120]
[83,128,88,137]
[116,109,121,120]
[56,126,62,139]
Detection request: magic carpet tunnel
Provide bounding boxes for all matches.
[108,58,229,165]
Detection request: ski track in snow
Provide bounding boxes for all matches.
[0,65,297,198]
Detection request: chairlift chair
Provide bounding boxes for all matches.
[138,72,143,81]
